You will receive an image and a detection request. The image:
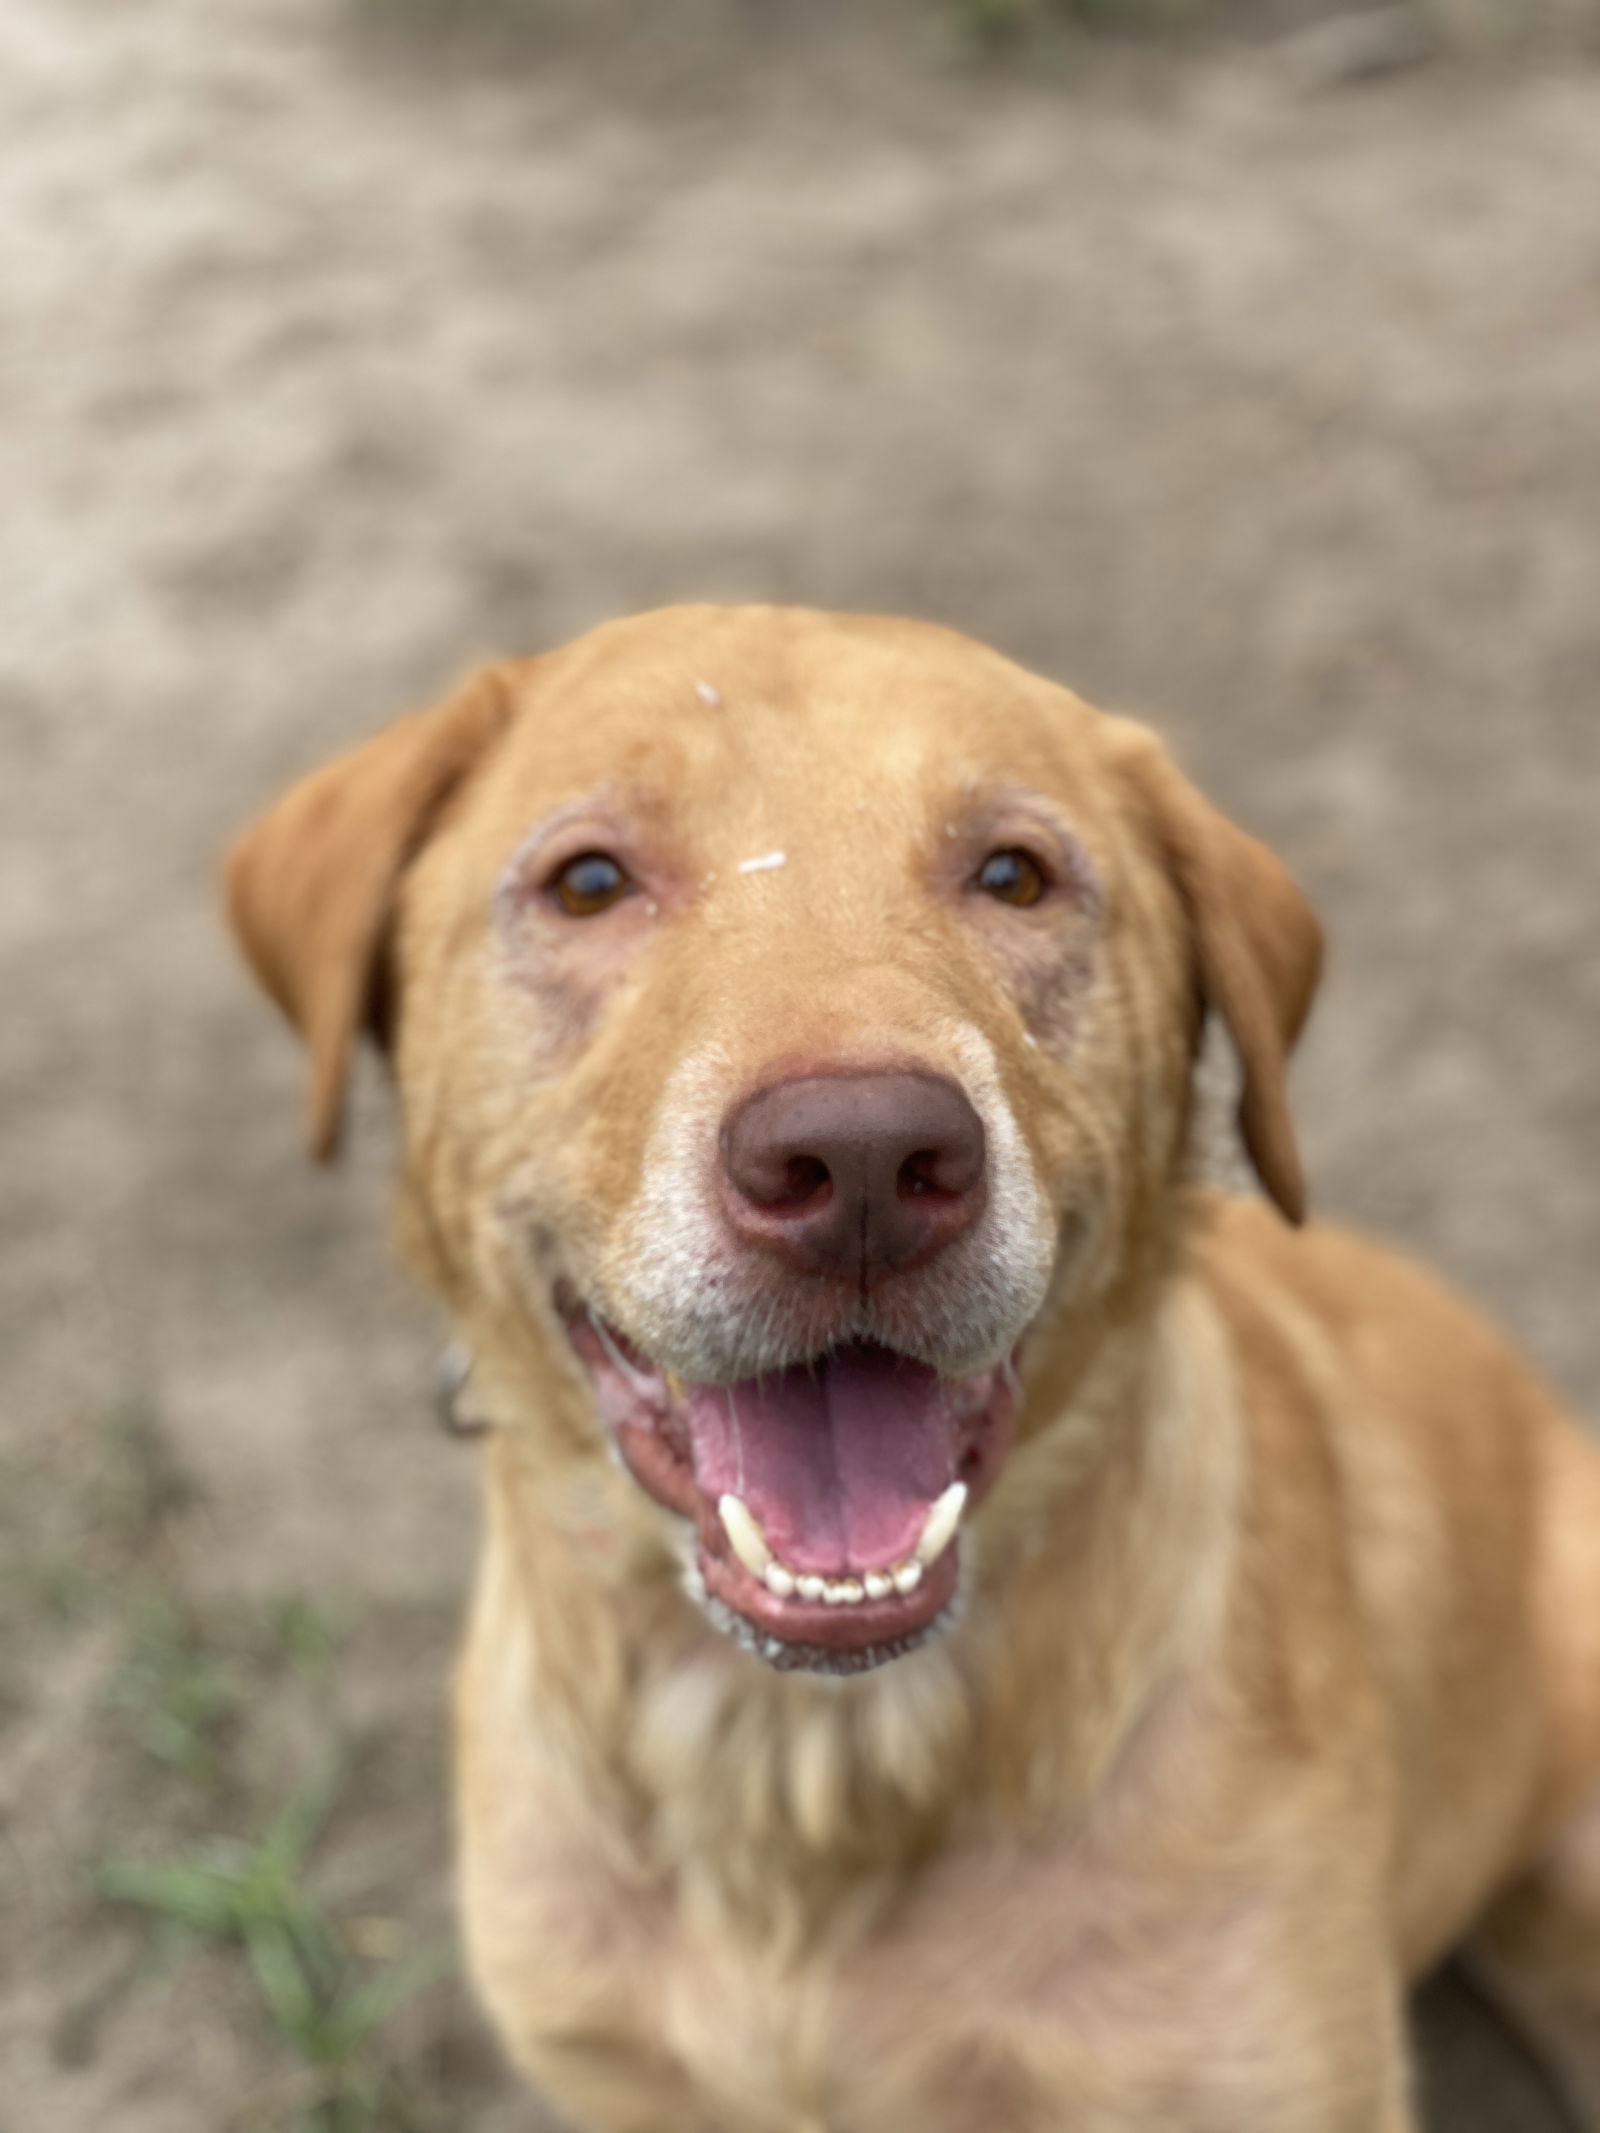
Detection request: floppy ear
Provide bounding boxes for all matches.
[1104,719,1324,1226]
[223,666,516,1162]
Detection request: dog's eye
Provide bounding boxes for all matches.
[551,852,632,917]
[975,849,1048,909]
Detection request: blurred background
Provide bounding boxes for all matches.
[3,0,1598,2127]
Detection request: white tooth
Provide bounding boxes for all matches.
[718,1494,772,1579]
[863,1572,893,1601]
[822,1580,852,1606]
[839,1579,864,1605]
[892,1560,923,1596]
[587,1309,658,1396]
[914,1482,968,1567]
[797,1575,826,1603]
[763,1561,796,1599]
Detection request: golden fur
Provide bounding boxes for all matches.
[226,605,1600,2131]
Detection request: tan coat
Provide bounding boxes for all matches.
[226,605,1600,2132]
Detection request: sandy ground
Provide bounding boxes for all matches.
[2,1,1598,2126]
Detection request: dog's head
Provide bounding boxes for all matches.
[226,606,1319,1675]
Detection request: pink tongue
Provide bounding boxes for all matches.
[685,1344,957,1574]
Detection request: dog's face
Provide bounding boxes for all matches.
[227,606,1319,1675]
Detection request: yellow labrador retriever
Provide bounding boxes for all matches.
[225,605,1600,2132]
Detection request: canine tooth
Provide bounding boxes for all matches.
[762,1562,796,1599]
[587,1309,657,1395]
[913,1482,968,1568]
[863,1571,893,1601]
[891,1560,923,1596]
[797,1575,826,1603]
[718,1495,772,1578]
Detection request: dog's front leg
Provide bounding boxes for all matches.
[1471,1789,1600,2125]
[497,2032,728,2133]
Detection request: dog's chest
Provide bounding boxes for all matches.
[463,1771,1360,2133]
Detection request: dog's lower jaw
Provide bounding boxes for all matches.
[687,1562,966,1677]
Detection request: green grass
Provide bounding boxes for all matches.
[1,1396,458,2130]
[941,0,1205,49]
[92,1567,446,2129]
[944,0,1054,48]
[101,1756,450,2133]
[354,0,1203,57]
[106,1592,244,1780]
[105,1588,344,1783]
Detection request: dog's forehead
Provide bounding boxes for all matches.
[483,605,1104,837]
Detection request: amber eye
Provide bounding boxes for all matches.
[551,851,632,917]
[975,849,1048,908]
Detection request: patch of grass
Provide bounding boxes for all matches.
[92,1585,458,2129]
[271,1595,343,1687]
[101,1555,344,1791]
[941,0,1202,51]
[7,1390,472,2126]
[352,0,1194,61]
[106,1591,243,1781]
[102,1756,450,2133]
[944,0,1050,48]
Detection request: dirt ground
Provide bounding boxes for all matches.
[3,1,1598,2127]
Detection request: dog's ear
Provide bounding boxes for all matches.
[1104,719,1323,1225]
[223,666,516,1162]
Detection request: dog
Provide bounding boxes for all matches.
[225,604,1600,2132]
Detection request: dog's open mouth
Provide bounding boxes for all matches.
[565,1307,1018,1673]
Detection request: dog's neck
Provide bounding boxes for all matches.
[469,1242,1240,1950]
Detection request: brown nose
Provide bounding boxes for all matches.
[720,1071,986,1282]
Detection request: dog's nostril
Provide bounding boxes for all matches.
[899,1150,946,1198]
[782,1155,831,1206]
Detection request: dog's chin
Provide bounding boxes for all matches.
[562,1301,1019,1676]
